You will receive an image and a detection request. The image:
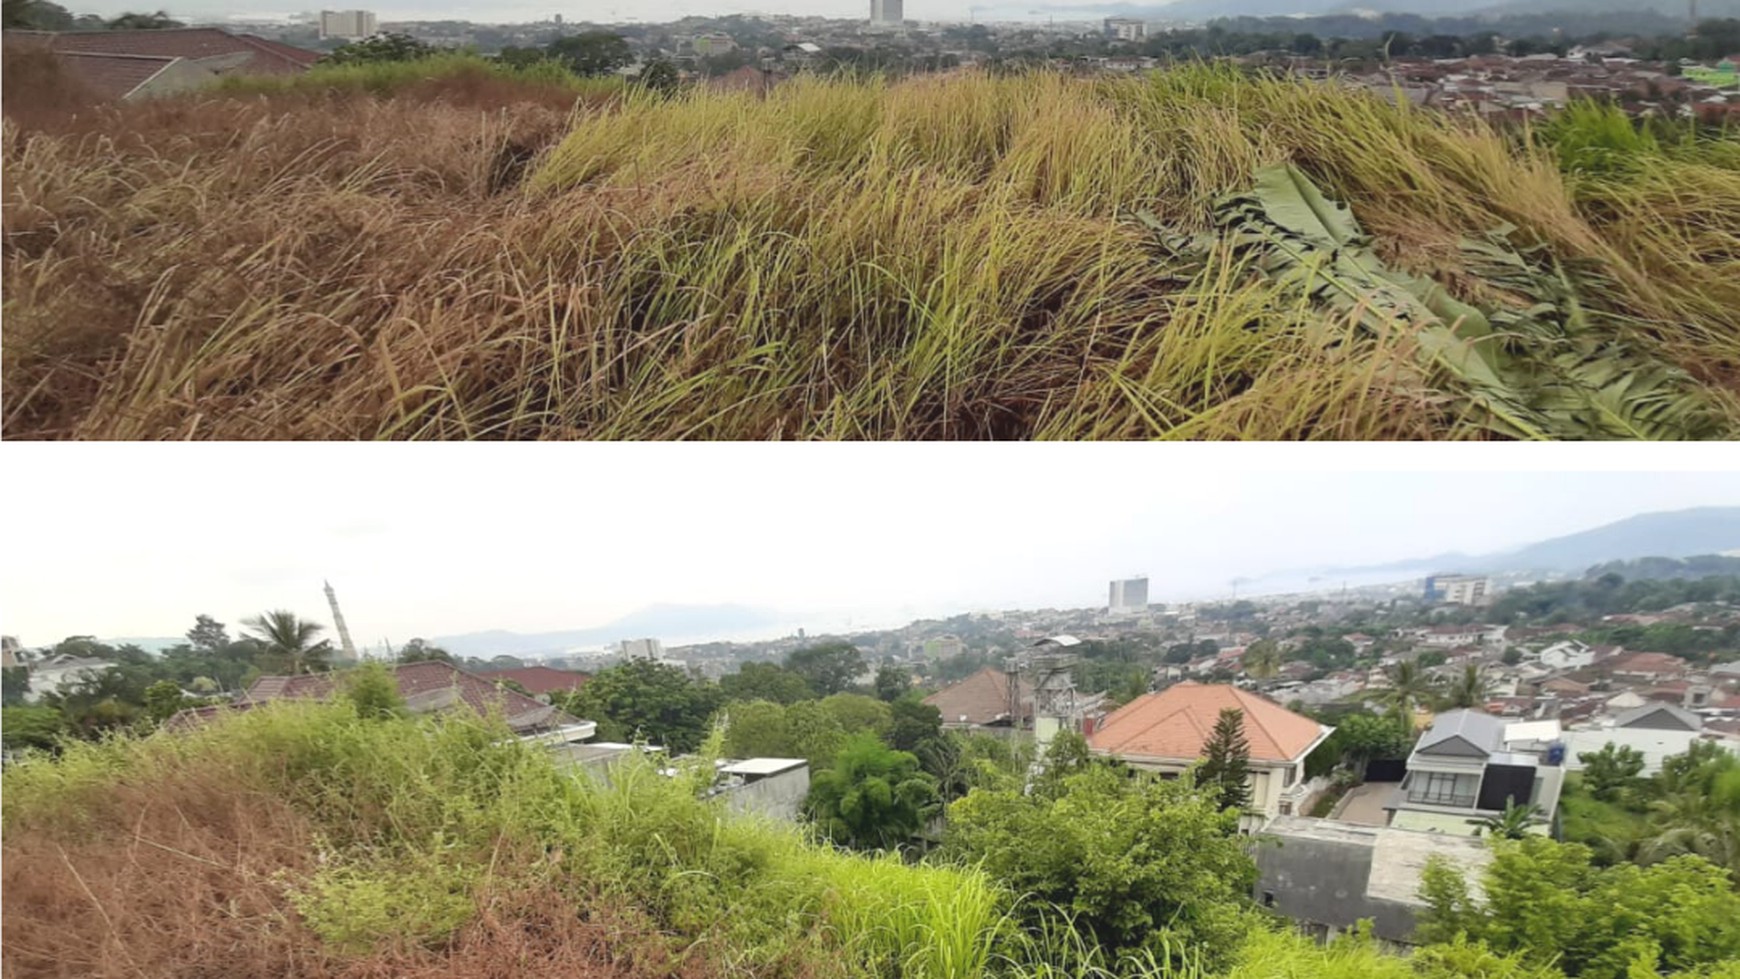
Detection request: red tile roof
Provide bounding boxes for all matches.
[1606,652,1688,676]
[245,661,584,734]
[54,51,180,100]
[924,667,1033,727]
[8,27,317,77]
[1087,681,1327,763]
[478,666,590,697]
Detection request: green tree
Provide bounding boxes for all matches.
[806,733,939,850]
[105,9,181,28]
[0,705,64,752]
[3,0,74,29]
[722,699,793,758]
[1444,665,1491,709]
[637,57,680,94]
[943,762,1253,963]
[547,31,632,76]
[819,692,891,737]
[872,664,911,702]
[1580,743,1647,803]
[719,661,812,704]
[325,32,433,65]
[186,614,229,653]
[1502,647,1524,666]
[1197,707,1252,811]
[559,658,722,753]
[397,638,455,664]
[784,641,865,696]
[243,610,329,675]
[2,666,30,707]
[1480,797,1545,840]
[143,679,187,723]
[887,693,941,753]
[342,661,408,720]
[1380,660,1436,736]
[1242,639,1282,679]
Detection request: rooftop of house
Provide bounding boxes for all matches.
[477,665,591,697]
[244,661,584,734]
[1606,651,1689,674]
[1087,681,1328,763]
[1613,703,1702,731]
[923,666,1034,727]
[4,27,318,76]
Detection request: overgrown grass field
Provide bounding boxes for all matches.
[4,58,1737,438]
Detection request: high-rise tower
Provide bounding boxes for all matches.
[324,580,359,663]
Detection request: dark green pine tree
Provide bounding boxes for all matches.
[1198,707,1252,812]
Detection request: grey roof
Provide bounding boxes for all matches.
[1613,703,1702,732]
[1415,709,1505,757]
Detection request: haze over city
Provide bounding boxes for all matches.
[3,445,1735,646]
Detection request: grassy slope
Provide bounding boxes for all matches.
[3,61,1737,439]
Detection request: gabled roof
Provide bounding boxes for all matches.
[244,661,583,734]
[479,666,591,697]
[1415,709,1504,758]
[6,27,318,76]
[53,51,182,100]
[1606,652,1687,675]
[1086,681,1327,763]
[1614,703,1702,732]
[924,667,1033,727]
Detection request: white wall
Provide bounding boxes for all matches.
[1565,729,1731,775]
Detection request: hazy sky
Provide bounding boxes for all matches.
[90,0,1117,28]
[2,444,1735,648]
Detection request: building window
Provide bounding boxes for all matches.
[1408,771,1478,808]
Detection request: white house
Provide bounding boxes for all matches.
[1538,640,1596,671]
[1388,710,1565,836]
[1566,704,1735,775]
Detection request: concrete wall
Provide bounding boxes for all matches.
[721,766,810,822]
[1254,817,1492,944]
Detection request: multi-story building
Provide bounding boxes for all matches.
[869,0,903,27]
[620,638,666,660]
[318,10,377,40]
[1109,576,1149,616]
[1088,682,1334,830]
[1388,709,1565,835]
[1423,573,1490,606]
[1103,17,1148,41]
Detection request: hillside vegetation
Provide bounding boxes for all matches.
[6,701,1740,979]
[3,58,1738,438]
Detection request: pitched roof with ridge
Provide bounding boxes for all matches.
[478,666,591,697]
[5,27,318,76]
[1414,708,1505,757]
[924,667,1034,727]
[53,51,182,100]
[1086,681,1328,763]
[244,661,583,734]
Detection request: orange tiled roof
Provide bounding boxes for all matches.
[1087,681,1326,763]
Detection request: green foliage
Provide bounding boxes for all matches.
[104,9,181,28]
[722,699,795,758]
[1305,711,1413,779]
[547,30,632,77]
[721,691,896,766]
[1581,743,1647,803]
[1443,665,1490,708]
[324,32,436,66]
[943,763,1253,965]
[807,734,940,850]
[889,694,944,752]
[0,705,64,752]
[874,664,913,702]
[1480,798,1546,840]
[289,850,477,953]
[721,661,814,704]
[242,610,330,675]
[785,641,866,696]
[2,666,30,707]
[396,638,455,664]
[1241,639,1281,679]
[341,661,408,720]
[1420,837,1740,978]
[142,679,187,723]
[2,0,73,29]
[186,614,229,652]
[821,692,893,737]
[559,657,722,753]
[1197,708,1252,812]
[637,57,680,96]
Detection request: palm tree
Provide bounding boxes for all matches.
[1479,797,1544,840]
[243,610,328,675]
[1444,665,1491,709]
[1242,640,1282,681]
[1379,660,1436,736]
[1639,774,1740,881]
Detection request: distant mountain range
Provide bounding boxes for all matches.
[431,603,788,658]
[1304,506,1740,582]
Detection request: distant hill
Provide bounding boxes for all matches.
[1312,507,1740,581]
[432,603,786,658]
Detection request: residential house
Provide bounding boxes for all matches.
[4,27,318,101]
[924,666,1033,732]
[1417,625,1486,648]
[223,661,595,743]
[1087,682,1333,829]
[1388,709,1565,835]
[1605,652,1688,683]
[23,653,115,701]
[1538,640,1597,671]
[1567,703,1732,775]
[1540,676,1592,698]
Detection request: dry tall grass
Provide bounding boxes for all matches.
[4,62,1736,438]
